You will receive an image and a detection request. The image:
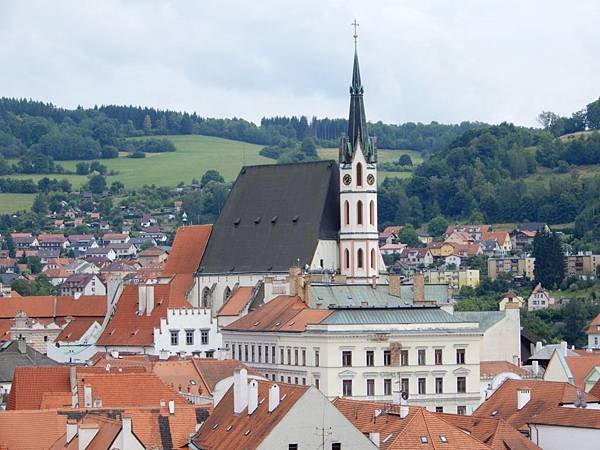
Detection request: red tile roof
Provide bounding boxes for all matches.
[96,275,192,347]
[333,397,492,450]
[473,379,599,431]
[7,366,71,410]
[0,295,106,320]
[586,312,600,334]
[217,287,254,316]
[190,359,258,395]
[0,409,67,450]
[480,361,528,378]
[56,318,99,342]
[528,406,600,429]
[223,295,331,333]
[564,354,600,388]
[163,225,212,275]
[191,380,309,450]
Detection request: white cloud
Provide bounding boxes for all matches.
[0,0,598,126]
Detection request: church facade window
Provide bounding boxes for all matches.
[357,249,364,269]
[357,200,363,225]
[371,248,376,269]
[356,162,363,186]
[344,249,350,269]
[344,200,350,225]
[223,287,232,303]
[369,200,375,225]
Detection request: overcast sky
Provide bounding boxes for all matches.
[1,1,599,127]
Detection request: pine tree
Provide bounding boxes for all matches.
[532,229,565,288]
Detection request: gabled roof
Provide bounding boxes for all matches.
[586,311,600,334]
[473,379,599,431]
[223,295,331,333]
[563,354,600,388]
[333,397,493,450]
[0,294,106,319]
[199,160,339,274]
[190,359,256,395]
[7,366,70,410]
[217,286,254,316]
[56,318,99,342]
[96,275,193,346]
[163,225,212,275]
[61,273,97,288]
[191,380,309,450]
[527,405,600,429]
[0,341,59,383]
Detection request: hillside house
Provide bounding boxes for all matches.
[527,283,555,311]
[60,273,106,297]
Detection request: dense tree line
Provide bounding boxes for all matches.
[0,177,71,193]
[537,97,600,137]
[536,132,600,167]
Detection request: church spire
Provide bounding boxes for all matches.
[340,22,376,165]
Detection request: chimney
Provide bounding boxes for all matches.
[400,395,409,418]
[288,266,301,297]
[369,432,380,448]
[413,272,425,304]
[233,368,248,414]
[168,400,175,415]
[388,275,401,297]
[159,349,169,360]
[122,416,132,439]
[146,284,155,316]
[532,360,539,376]
[66,419,77,443]
[78,423,99,450]
[268,383,280,412]
[138,285,147,315]
[517,388,531,410]
[17,338,26,354]
[560,341,568,357]
[535,341,543,352]
[83,384,92,408]
[247,379,259,415]
[106,276,123,311]
[264,277,274,302]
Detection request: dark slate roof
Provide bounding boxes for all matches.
[0,340,58,382]
[199,161,339,274]
[519,222,547,232]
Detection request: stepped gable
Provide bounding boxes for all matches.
[198,160,339,274]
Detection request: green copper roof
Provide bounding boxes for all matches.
[320,308,469,325]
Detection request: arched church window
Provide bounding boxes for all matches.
[356,163,363,186]
[371,248,376,270]
[201,287,211,308]
[223,287,232,303]
[369,200,375,226]
[344,249,350,269]
[344,201,350,226]
[357,200,363,225]
[357,249,364,269]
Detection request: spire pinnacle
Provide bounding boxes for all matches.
[351,19,359,49]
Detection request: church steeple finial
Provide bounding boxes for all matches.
[341,20,375,165]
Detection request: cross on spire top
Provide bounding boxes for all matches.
[351,19,359,47]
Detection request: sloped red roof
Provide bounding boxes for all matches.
[0,295,106,320]
[163,225,212,275]
[217,287,254,316]
[96,275,193,346]
[191,380,308,450]
[480,361,528,378]
[586,312,600,334]
[7,366,71,410]
[564,354,600,388]
[56,318,99,342]
[0,409,67,450]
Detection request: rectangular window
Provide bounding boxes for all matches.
[435,349,443,365]
[265,345,269,363]
[294,377,298,385]
[401,378,409,395]
[435,406,444,413]
[170,330,179,346]
[315,378,320,390]
[342,351,352,367]
[383,350,391,366]
[185,329,194,345]
[287,348,291,365]
[366,350,375,367]
[418,349,426,366]
[456,348,465,364]
[302,378,306,385]
[258,345,262,363]
[342,379,353,397]
[272,346,276,363]
[332,444,341,450]
[251,345,255,363]
[302,349,306,366]
[457,376,466,393]
[384,378,392,396]
[231,344,236,360]
[280,348,284,364]
[287,376,291,383]
[315,350,320,367]
[238,344,242,361]
[294,349,299,365]
[366,379,375,396]
[280,376,284,382]
[418,378,426,395]
[271,374,276,381]
[401,350,409,366]
[289,444,298,450]
[245,345,249,362]
[457,405,467,415]
[435,377,443,394]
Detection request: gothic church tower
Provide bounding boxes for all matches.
[339,46,381,283]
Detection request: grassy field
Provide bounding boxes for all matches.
[0,135,269,191]
[317,148,422,182]
[0,193,36,213]
[524,164,600,186]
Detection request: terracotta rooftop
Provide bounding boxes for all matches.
[480,361,529,379]
[586,311,600,334]
[217,287,254,316]
[527,405,600,430]
[223,295,331,333]
[163,225,212,275]
[333,397,492,450]
[0,409,67,450]
[473,379,599,431]
[7,366,71,410]
[191,358,258,395]
[55,318,99,342]
[96,275,192,347]
[563,354,600,388]
[139,246,167,257]
[0,294,106,319]
[191,380,309,450]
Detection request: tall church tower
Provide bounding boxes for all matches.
[339,41,381,283]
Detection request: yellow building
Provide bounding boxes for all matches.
[428,243,456,258]
[423,269,480,289]
[488,257,535,281]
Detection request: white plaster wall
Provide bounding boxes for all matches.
[310,240,339,272]
[531,425,600,450]
[154,308,222,356]
[258,387,377,450]
[479,309,521,364]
